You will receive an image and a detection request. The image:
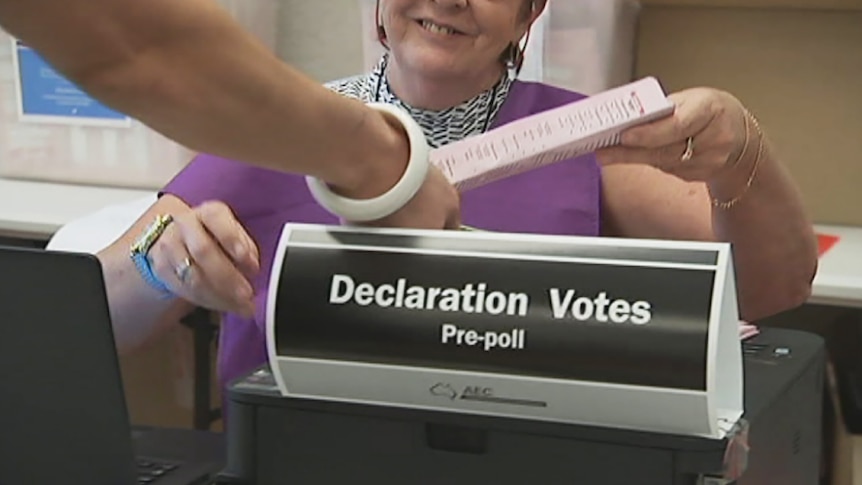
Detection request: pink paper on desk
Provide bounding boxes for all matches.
[739,321,760,341]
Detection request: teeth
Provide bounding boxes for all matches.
[421,20,455,35]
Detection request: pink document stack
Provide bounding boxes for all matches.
[431,76,675,191]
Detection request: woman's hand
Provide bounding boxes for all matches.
[147,201,260,316]
[596,87,750,184]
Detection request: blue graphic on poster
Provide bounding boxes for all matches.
[14,40,130,124]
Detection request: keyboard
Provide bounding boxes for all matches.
[136,458,179,484]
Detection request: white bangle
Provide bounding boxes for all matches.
[305,102,430,222]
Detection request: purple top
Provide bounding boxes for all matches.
[161,80,602,394]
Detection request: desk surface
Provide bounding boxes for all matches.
[0,178,859,307]
[0,178,155,240]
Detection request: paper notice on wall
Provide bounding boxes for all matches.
[0,0,280,190]
[0,27,195,189]
[11,40,132,128]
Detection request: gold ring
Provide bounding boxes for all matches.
[681,137,694,162]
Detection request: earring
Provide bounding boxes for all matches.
[504,42,525,77]
[505,27,532,78]
[375,0,388,49]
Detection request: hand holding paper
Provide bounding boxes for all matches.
[595,88,750,184]
[429,77,675,192]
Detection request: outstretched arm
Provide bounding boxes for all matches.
[0,0,460,228]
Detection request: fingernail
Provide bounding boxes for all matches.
[234,242,246,259]
[237,284,252,300]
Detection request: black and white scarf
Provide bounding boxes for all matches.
[325,53,512,148]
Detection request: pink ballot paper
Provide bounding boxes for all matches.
[430,76,676,191]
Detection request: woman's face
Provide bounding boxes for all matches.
[381,0,542,82]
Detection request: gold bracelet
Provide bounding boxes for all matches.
[712,109,763,210]
[727,106,751,172]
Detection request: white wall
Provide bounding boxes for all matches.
[275,0,366,83]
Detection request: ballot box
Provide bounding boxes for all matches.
[213,224,824,485]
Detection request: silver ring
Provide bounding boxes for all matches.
[174,257,192,283]
[681,137,694,162]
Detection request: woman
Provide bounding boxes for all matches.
[98,0,818,396]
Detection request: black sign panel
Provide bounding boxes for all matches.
[272,230,717,392]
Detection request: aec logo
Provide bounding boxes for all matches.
[429,383,493,400]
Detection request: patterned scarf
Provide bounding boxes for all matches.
[325,54,513,148]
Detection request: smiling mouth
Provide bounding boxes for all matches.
[418,19,462,36]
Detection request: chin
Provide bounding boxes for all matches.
[395,47,465,80]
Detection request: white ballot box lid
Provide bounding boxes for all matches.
[265,223,744,440]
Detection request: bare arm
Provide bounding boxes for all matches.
[601,136,818,321]
[597,89,818,321]
[0,0,405,200]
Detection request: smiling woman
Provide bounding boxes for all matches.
[378,0,538,110]
[96,0,818,404]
